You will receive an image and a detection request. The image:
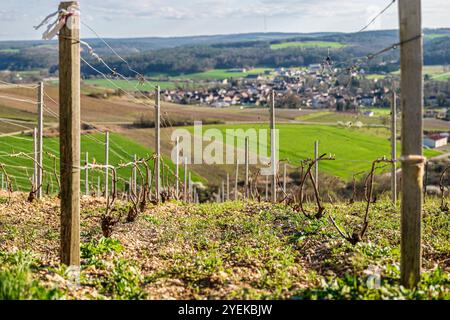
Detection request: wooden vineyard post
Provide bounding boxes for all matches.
[245,137,249,199]
[37,81,44,198]
[97,176,100,197]
[226,172,230,201]
[283,163,287,196]
[155,86,161,203]
[33,127,38,189]
[265,175,269,201]
[184,157,187,201]
[391,91,397,203]
[85,152,89,195]
[221,180,225,202]
[104,131,109,197]
[270,90,277,202]
[133,154,137,194]
[234,160,239,200]
[176,137,179,199]
[59,0,80,267]
[398,0,425,289]
[188,172,192,202]
[314,141,319,190]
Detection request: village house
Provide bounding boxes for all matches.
[423,134,448,149]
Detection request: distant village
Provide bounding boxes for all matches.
[158,65,450,122]
[1,64,449,149]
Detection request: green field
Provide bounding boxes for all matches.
[270,41,346,50]
[425,33,450,40]
[0,133,193,193]
[0,49,20,54]
[295,111,388,126]
[83,79,178,91]
[194,124,439,180]
[391,65,450,81]
[365,74,386,80]
[431,72,450,81]
[174,68,273,81]
[84,68,274,91]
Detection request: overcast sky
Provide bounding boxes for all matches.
[0,0,449,41]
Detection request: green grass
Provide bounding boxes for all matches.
[391,65,450,81]
[193,123,439,180]
[296,111,388,126]
[431,72,450,81]
[365,74,386,80]
[0,49,20,54]
[83,79,178,91]
[270,41,346,50]
[425,34,450,40]
[1,198,448,299]
[174,68,273,81]
[0,251,64,300]
[0,132,195,193]
[84,68,272,86]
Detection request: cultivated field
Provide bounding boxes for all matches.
[0,194,448,299]
[0,84,446,187]
[191,123,440,180]
[84,79,178,91]
[0,132,194,192]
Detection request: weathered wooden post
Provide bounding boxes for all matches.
[270,90,277,202]
[104,131,109,197]
[391,91,397,203]
[133,154,137,194]
[175,137,179,199]
[37,81,44,198]
[97,176,100,197]
[283,163,287,196]
[314,140,319,189]
[33,127,38,189]
[188,172,192,202]
[85,151,89,195]
[184,157,188,201]
[155,86,161,202]
[59,0,80,267]
[235,159,239,200]
[245,137,249,199]
[398,0,425,288]
[221,180,225,202]
[226,172,230,201]
[265,175,269,201]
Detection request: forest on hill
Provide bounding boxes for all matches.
[0,29,449,77]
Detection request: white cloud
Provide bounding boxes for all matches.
[0,0,448,40]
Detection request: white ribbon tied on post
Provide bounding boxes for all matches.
[34,5,80,40]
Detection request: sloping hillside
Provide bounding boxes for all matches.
[0,194,448,299]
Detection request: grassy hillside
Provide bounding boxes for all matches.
[174,68,273,81]
[0,132,194,193]
[0,196,448,299]
[194,124,439,180]
[295,111,388,125]
[83,79,178,91]
[83,68,274,90]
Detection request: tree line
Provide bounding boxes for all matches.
[0,33,449,77]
